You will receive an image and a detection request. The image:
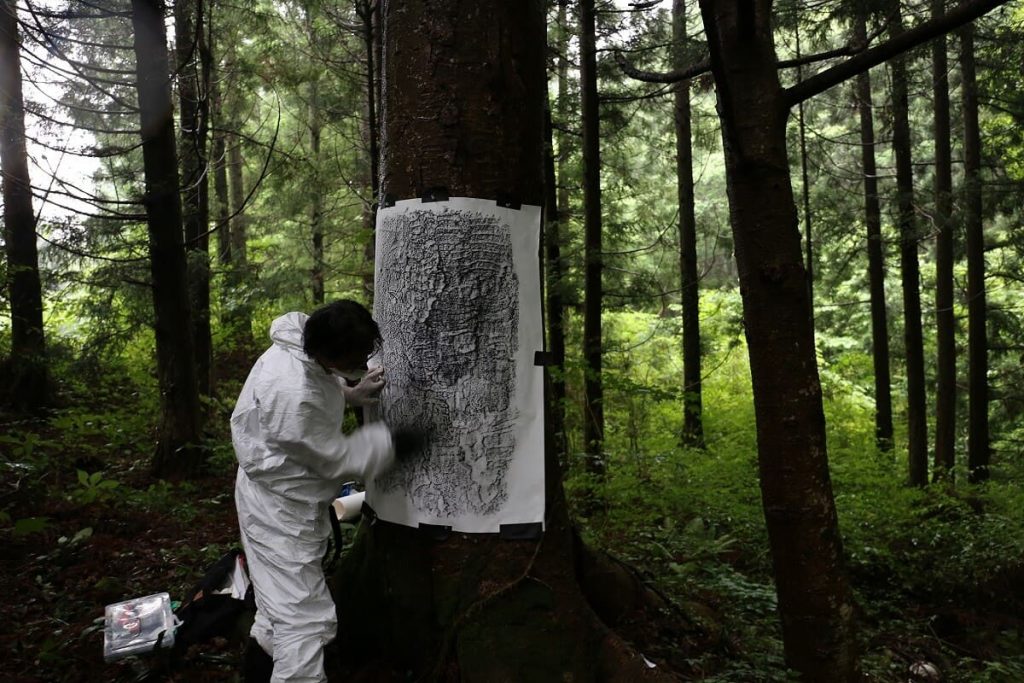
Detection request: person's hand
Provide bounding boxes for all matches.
[344,367,385,406]
[391,426,431,463]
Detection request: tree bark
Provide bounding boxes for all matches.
[175,0,212,397]
[854,12,894,452]
[131,0,204,478]
[307,16,325,306]
[696,0,859,678]
[332,2,679,680]
[0,0,50,411]
[889,5,929,487]
[795,21,815,321]
[961,23,989,482]
[932,0,956,481]
[580,0,605,479]
[673,0,703,448]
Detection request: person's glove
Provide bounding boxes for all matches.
[344,366,385,406]
[391,426,431,463]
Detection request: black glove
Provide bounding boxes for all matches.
[391,426,430,463]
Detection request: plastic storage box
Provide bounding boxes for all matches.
[103,592,176,661]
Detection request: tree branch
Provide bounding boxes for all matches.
[785,0,1011,106]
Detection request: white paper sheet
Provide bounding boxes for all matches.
[367,197,545,533]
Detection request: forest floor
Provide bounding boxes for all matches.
[2,371,1024,681]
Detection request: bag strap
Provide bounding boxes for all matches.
[322,504,344,572]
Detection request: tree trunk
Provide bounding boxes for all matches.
[854,13,894,452]
[932,0,956,480]
[131,0,204,478]
[795,21,815,320]
[547,0,570,467]
[673,0,703,449]
[580,0,605,479]
[544,108,568,467]
[307,14,323,307]
[223,129,252,343]
[889,5,929,487]
[360,0,380,301]
[0,0,50,411]
[332,3,680,680]
[175,0,212,397]
[961,23,989,482]
[696,0,859,678]
[211,57,230,269]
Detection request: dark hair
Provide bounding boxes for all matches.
[302,300,381,364]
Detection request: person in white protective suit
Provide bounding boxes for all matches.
[232,300,424,683]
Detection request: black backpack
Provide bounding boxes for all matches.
[172,549,255,653]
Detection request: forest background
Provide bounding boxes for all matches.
[1,0,1024,681]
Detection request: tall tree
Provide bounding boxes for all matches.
[306,4,325,305]
[961,22,989,482]
[673,0,703,447]
[175,0,213,396]
[358,0,380,300]
[548,0,571,464]
[889,3,929,487]
[580,0,605,479]
[932,0,956,480]
[0,0,50,411]
[854,9,894,452]
[695,2,858,676]
[131,0,204,477]
[333,2,679,679]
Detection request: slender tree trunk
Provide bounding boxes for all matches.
[0,0,50,411]
[544,108,567,466]
[211,59,230,269]
[696,0,859,678]
[961,24,989,482]
[580,0,605,478]
[673,0,703,448]
[549,0,571,466]
[854,13,894,452]
[360,0,380,301]
[932,0,956,480]
[890,5,929,487]
[795,21,815,319]
[175,0,212,397]
[333,3,678,680]
[227,135,248,272]
[309,75,325,305]
[131,0,204,478]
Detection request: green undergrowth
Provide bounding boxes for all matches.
[567,308,1024,681]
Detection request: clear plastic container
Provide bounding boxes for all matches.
[103,592,176,661]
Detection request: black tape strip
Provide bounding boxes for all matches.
[496,193,521,210]
[361,501,378,525]
[381,194,396,208]
[499,522,543,540]
[534,351,552,366]
[421,187,449,203]
[418,522,452,541]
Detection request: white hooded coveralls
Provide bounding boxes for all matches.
[232,312,394,683]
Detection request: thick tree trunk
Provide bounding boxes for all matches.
[0,0,50,411]
[673,0,703,448]
[854,13,894,452]
[175,0,212,397]
[131,0,204,478]
[890,6,929,487]
[332,2,679,680]
[961,24,989,482]
[696,0,859,679]
[580,0,605,479]
[932,0,956,480]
